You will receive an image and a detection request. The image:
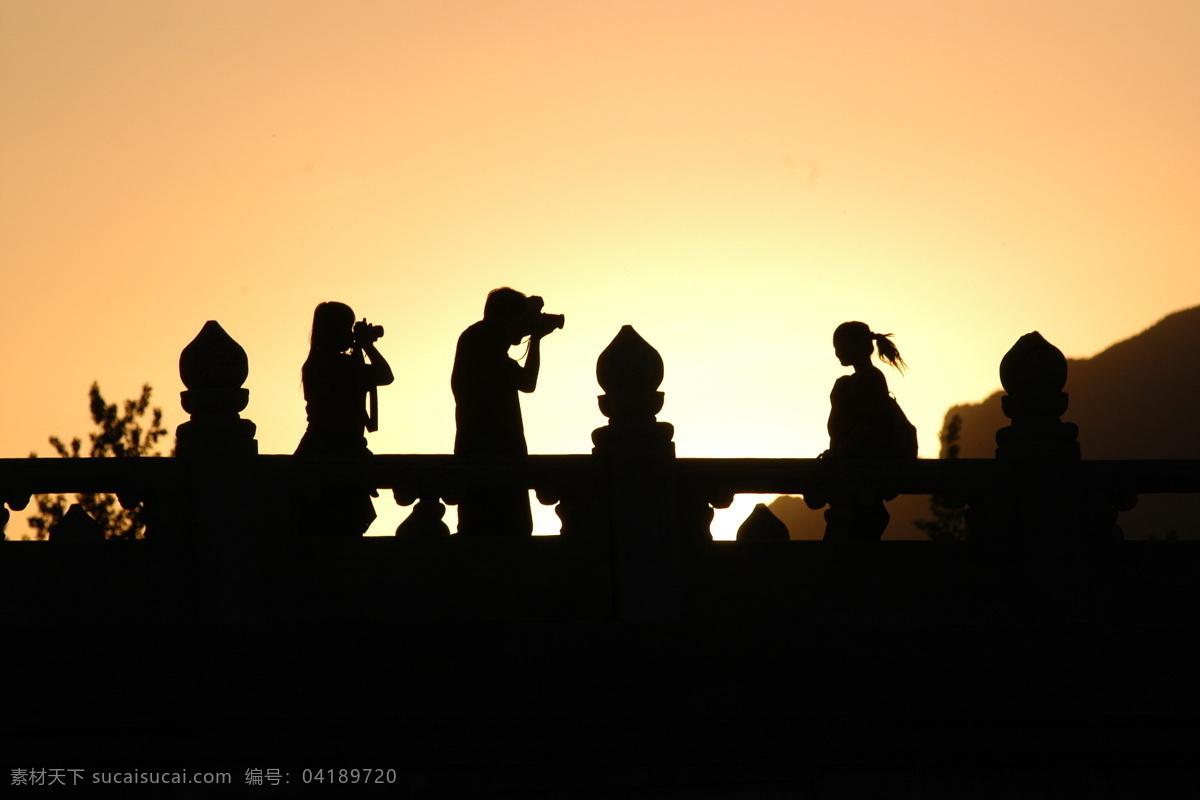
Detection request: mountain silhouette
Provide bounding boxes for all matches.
[770,305,1200,540]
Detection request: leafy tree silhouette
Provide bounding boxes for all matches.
[913,413,968,541]
[27,383,171,540]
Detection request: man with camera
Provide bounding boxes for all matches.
[451,287,564,536]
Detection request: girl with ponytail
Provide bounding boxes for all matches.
[820,321,917,540]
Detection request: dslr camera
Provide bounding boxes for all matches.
[353,318,384,346]
[515,295,565,340]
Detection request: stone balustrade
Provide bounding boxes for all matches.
[2,320,1197,551]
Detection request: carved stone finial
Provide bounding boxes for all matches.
[175,321,257,458]
[984,332,1125,543]
[995,331,1077,460]
[50,504,105,542]
[593,325,673,450]
[1000,332,1067,397]
[595,325,665,424]
[736,503,790,542]
[597,325,664,394]
[395,497,451,539]
[180,320,249,391]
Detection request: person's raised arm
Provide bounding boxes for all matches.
[517,334,541,393]
[362,341,394,386]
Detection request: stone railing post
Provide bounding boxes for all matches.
[592,326,681,622]
[971,332,1127,544]
[996,331,1077,462]
[176,321,258,459]
[167,321,263,540]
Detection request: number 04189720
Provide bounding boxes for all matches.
[300,769,398,784]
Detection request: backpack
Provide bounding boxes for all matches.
[884,394,919,459]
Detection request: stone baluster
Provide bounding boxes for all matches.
[394,491,450,539]
[49,504,105,542]
[176,321,258,459]
[592,325,683,622]
[995,332,1078,461]
[593,326,674,453]
[167,321,264,542]
[972,332,1126,544]
[736,503,789,542]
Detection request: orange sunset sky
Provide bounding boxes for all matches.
[3,1,1198,538]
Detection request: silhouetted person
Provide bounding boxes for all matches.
[294,301,393,536]
[452,287,563,535]
[820,321,916,541]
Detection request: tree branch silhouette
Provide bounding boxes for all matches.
[913,413,968,541]
[27,382,171,540]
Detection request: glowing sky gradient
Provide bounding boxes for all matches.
[3,1,1198,538]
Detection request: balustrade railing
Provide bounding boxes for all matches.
[4,320,1200,552]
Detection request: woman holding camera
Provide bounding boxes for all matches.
[294,301,393,536]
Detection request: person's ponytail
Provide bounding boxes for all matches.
[872,331,906,372]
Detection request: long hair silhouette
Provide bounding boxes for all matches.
[304,301,356,377]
